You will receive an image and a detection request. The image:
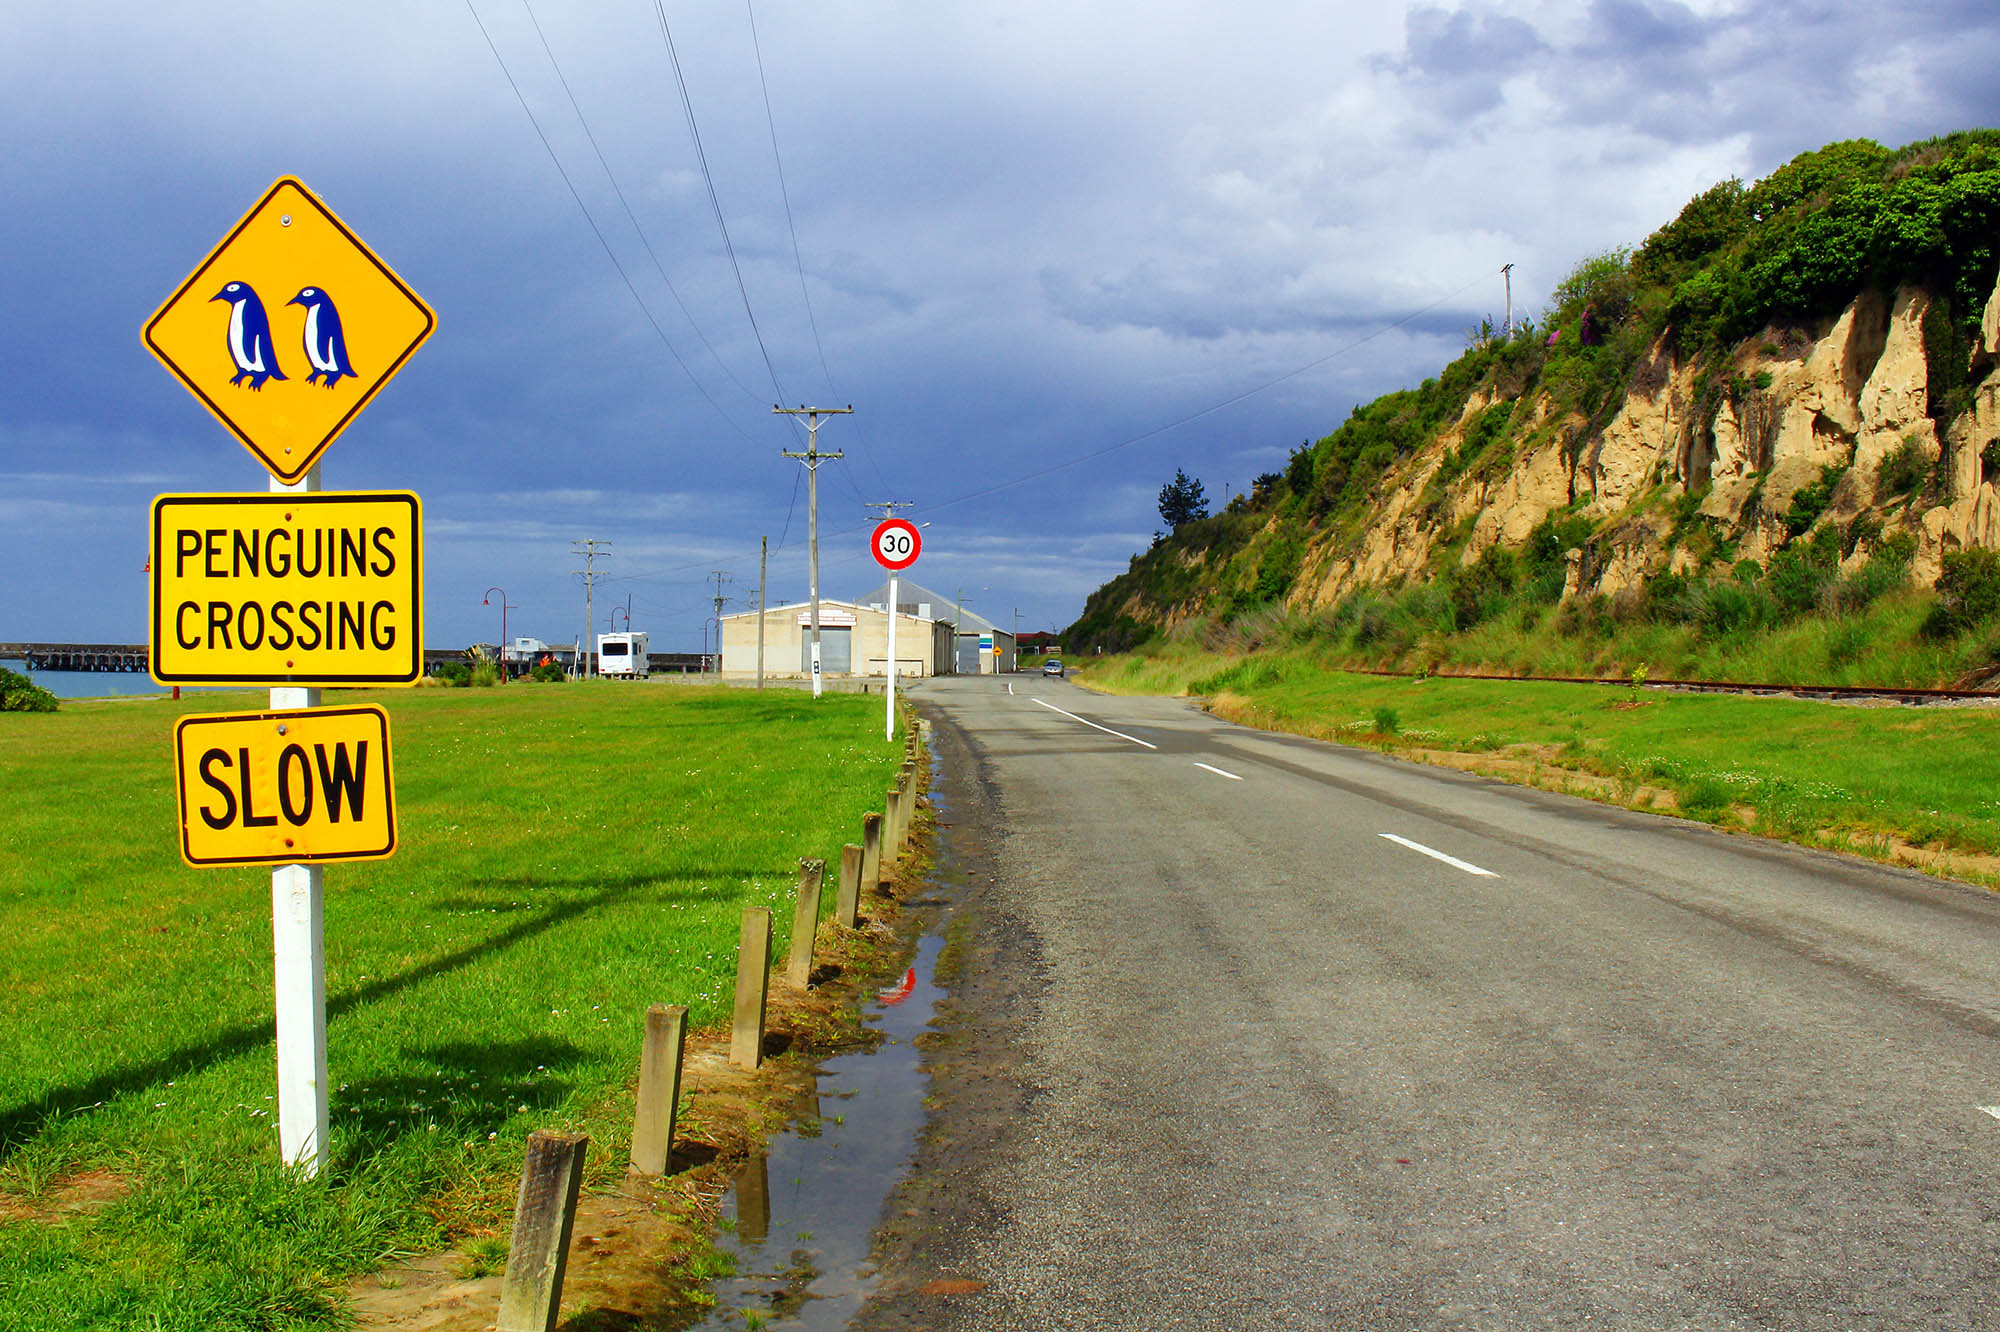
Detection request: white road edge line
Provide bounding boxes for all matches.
[1980,1106,2000,1122]
[1379,833,1498,878]
[1030,697,1158,749]
[1194,761,1243,781]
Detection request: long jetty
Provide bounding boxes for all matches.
[0,643,150,673]
[0,643,712,676]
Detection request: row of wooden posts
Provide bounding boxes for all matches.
[493,726,927,1332]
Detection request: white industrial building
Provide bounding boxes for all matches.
[857,579,1016,674]
[717,599,955,679]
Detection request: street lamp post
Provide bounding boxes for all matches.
[482,587,513,683]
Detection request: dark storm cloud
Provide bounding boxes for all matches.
[1376,1,2000,164]
[1375,5,1550,116]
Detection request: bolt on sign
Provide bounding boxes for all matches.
[149,491,422,686]
[173,705,396,867]
[142,177,435,483]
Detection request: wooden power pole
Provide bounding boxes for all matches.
[776,406,850,698]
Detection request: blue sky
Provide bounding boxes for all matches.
[5,1,1997,651]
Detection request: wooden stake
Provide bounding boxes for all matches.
[836,843,863,927]
[787,858,825,987]
[861,813,883,895]
[884,789,903,871]
[496,1130,589,1332]
[730,908,772,1069]
[629,1004,687,1176]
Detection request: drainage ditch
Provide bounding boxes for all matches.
[689,928,946,1329]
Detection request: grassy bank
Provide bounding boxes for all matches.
[1076,644,2000,884]
[0,682,902,1329]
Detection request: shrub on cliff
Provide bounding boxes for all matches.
[1923,548,2000,639]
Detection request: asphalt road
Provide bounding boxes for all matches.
[856,674,2000,1330]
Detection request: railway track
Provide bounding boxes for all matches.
[1346,666,2000,706]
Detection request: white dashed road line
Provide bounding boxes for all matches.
[1980,1106,2000,1122]
[1379,832,1498,878]
[1031,698,1158,749]
[1194,762,1243,781]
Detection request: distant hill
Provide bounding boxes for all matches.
[1067,132,2000,688]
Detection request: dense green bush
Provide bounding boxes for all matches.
[1765,531,1844,616]
[435,663,472,687]
[0,667,58,713]
[1251,534,1303,604]
[1632,178,1749,288]
[1923,547,2000,638]
[1781,462,1849,536]
[531,663,565,683]
[1877,439,1929,498]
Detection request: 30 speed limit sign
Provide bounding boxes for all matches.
[871,518,921,571]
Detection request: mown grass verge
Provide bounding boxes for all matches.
[1075,644,2000,886]
[0,682,903,1329]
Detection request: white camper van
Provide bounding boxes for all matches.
[595,631,650,679]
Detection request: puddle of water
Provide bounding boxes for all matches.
[691,930,946,1329]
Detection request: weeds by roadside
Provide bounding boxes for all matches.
[1082,647,2000,886]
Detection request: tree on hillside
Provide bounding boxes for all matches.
[1158,469,1209,531]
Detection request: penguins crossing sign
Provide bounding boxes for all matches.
[142,177,435,483]
[149,491,424,686]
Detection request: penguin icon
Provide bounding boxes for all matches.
[287,286,359,388]
[209,281,287,390]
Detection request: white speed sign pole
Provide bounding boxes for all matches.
[870,518,921,741]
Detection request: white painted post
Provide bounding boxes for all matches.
[885,573,898,742]
[270,465,327,1175]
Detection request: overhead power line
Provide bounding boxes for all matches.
[745,0,891,500]
[462,0,765,447]
[650,0,792,410]
[519,0,776,416]
[745,0,835,401]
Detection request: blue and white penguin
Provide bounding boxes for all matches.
[209,281,287,390]
[287,286,358,388]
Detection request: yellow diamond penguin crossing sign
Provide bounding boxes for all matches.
[174,705,397,868]
[150,491,423,686]
[143,177,435,483]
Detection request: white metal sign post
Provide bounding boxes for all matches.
[270,467,329,1170]
[871,519,921,741]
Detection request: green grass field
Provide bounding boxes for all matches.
[0,682,904,1330]
[1077,645,2000,879]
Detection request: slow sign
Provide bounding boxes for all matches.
[150,491,422,686]
[173,705,396,867]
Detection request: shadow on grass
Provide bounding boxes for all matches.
[0,865,779,1162]
[331,1037,589,1150]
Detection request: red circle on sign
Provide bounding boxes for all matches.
[871,518,921,571]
